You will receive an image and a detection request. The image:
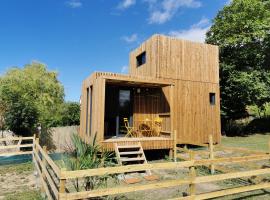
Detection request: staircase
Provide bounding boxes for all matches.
[114,142,147,165]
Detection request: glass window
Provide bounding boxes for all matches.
[209,93,216,105]
[136,51,146,67]
[86,88,89,134]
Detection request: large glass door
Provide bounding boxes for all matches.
[104,86,133,137]
[118,89,133,136]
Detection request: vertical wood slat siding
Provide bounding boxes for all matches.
[133,94,160,129]
[80,72,173,147]
[80,75,106,144]
[80,34,220,146]
[129,35,221,144]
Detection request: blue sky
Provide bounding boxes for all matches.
[0,0,229,102]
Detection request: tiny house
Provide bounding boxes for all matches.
[79,35,221,152]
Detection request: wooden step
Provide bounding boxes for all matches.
[120,157,145,162]
[123,177,141,184]
[144,175,159,181]
[119,151,143,155]
[117,145,141,149]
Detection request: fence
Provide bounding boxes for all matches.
[1,136,270,199]
[0,136,34,156]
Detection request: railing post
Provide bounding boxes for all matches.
[32,134,36,158]
[59,168,66,200]
[36,138,40,149]
[268,140,270,155]
[189,151,196,196]
[209,135,215,174]
[41,146,47,193]
[173,130,177,162]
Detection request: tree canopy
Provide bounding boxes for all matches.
[61,102,80,126]
[0,62,65,135]
[206,0,270,119]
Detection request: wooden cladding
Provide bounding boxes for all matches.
[130,35,219,84]
[80,34,221,146]
[172,80,221,144]
[129,34,221,144]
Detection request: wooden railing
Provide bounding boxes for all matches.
[0,136,34,156]
[1,136,270,200]
[32,137,61,200]
[56,153,270,200]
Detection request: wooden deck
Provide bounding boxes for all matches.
[101,137,174,151]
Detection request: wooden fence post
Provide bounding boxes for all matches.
[189,151,196,196]
[36,137,39,147]
[32,134,36,159]
[41,146,47,193]
[209,135,215,174]
[35,137,40,158]
[59,168,66,200]
[268,140,270,155]
[173,130,177,162]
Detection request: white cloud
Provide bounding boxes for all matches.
[226,0,232,5]
[146,0,202,24]
[168,17,210,43]
[66,0,82,8]
[118,0,136,9]
[121,65,129,73]
[122,34,138,43]
[191,16,209,28]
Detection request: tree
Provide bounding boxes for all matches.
[0,62,64,136]
[206,0,270,119]
[61,102,80,126]
[0,100,6,137]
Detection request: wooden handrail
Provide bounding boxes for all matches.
[59,167,270,200]
[60,179,192,199]
[0,136,34,142]
[34,139,61,178]
[60,154,270,179]
[0,144,33,150]
[33,149,59,197]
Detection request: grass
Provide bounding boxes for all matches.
[221,133,270,151]
[0,161,33,175]
[3,190,44,200]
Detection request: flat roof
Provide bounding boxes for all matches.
[95,72,174,87]
[105,76,173,87]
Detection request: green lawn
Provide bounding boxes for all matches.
[0,162,44,200]
[3,190,43,200]
[0,162,33,175]
[221,133,270,151]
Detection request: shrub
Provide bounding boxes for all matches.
[63,133,116,191]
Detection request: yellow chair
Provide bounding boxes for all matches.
[153,117,163,136]
[124,118,136,137]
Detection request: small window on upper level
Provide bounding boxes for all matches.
[209,93,216,105]
[136,51,146,67]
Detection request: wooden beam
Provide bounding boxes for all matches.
[194,168,270,184]
[61,161,194,179]
[173,130,177,162]
[171,182,270,200]
[0,136,34,142]
[35,140,61,178]
[32,151,53,200]
[61,154,270,179]
[0,151,32,157]
[0,144,33,150]
[189,151,196,196]
[59,179,191,200]
[208,135,215,174]
[59,168,67,200]
[33,149,59,198]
